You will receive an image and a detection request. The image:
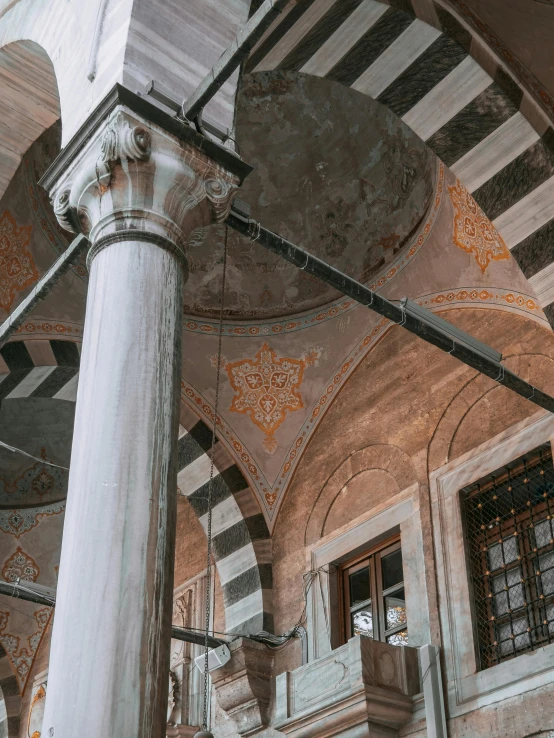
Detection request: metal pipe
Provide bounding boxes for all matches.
[0,234,88,348]
[226,210,554,414]
[0,580,226,648]
[181,0,289,122]
[0,580,56,607]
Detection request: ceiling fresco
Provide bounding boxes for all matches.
[0,398,72,508]
[0,53,550,694]
[0,119,87,340]
[1,70,547,532]
[0,127,80,695]
[182,71,436,320]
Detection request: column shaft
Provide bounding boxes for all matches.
[42,240,183,738]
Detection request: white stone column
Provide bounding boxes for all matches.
[41,105,239,738]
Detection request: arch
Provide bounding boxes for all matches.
[177,403,273,635]
[247,0,554,319]
[0,682,6,738]
[0,40,58,200]
[428,351,554,470]
[0,338,80,403]
[0,340,274,636]
[305,443,417,546]
[0,645,20,738]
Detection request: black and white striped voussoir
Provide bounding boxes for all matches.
[0,340,274,636]
[248,0,554,325]
[177,417,274,636]
[0,645,21,738]
[0,339,80,403]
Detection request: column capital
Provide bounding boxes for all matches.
[41,85,250,265]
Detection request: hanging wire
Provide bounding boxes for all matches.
[0,440,69,470]
[202,225,229,732]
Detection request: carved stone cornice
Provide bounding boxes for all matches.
[275,636,421,738]
[211,638,274,737]
[42,87,249,266]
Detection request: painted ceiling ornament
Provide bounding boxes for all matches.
[0,607,52,693]
[28,683,47,738]
[0,450,68,507]
[2,546,40,582]
[226,344,309,454]
[0,501,65,538]
[448,180,510,273]
[0,210,37,311]
[312,196,356,258]
[378,126,428,215]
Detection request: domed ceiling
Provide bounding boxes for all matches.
[0,399,72,509]
[182,71,436,320]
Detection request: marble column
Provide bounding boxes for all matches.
[41,104,240,738]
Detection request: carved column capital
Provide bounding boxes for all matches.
[46,100,241,266]
[211,638,274,737]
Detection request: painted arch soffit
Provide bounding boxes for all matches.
[182,177,545,528]
[245,1,554,329]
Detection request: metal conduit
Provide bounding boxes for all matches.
[226,209,554,414]
[181,0,290,122]
[0,580,225,648]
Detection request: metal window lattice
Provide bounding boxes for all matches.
[462,444,554,669]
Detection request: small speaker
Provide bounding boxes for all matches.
[194,643,231,673]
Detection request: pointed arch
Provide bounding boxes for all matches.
[177,404,274,635]
[246,0,554,321]
[0,340,274,636]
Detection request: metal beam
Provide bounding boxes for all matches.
[181,0,290,122]
[0,580,56,607]
[0,234,88,348]
[226,209,554,414]
[0,580,225,648]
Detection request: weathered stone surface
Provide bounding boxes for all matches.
[212,638,274,736]
[40,96,242,738]
[275,636,419,738]
[47,104,240,258]
[184,71,435,320]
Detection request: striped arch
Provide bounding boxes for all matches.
[0,339,80,402]
[0,340,273,636]
[177,406,273,636]
[0,646,20,738]
[246,0,554,323]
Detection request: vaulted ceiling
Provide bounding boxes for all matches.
[1,0,554,701]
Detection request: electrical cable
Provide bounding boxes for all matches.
[182,565,328,651]
[201,225,229,732]
[0,440,69,470]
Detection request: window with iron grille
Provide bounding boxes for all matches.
[462,444,554,670]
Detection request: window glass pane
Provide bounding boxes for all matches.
[349,566,370,608]
[387,630,408,646]
[381,549,403,590]
[491,567,525,615]
[497,617,531,656]
[352,607,373,637]
[487,537,518,571]
[538,551,554,596]
[385,588,407,630]
[535,519,553,549]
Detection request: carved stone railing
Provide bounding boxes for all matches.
[275,636,420,738]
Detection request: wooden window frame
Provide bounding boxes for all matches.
[338,533,407,645]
